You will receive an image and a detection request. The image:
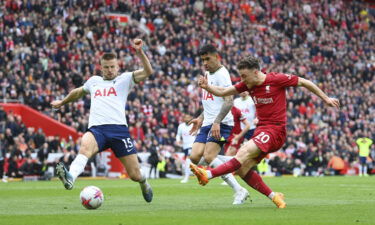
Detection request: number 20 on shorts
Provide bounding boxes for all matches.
[255,132,270,143]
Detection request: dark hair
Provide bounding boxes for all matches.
[198,44,217,56]
[237,56,261,70]
[101,52,117,61]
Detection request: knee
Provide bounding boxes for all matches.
[203,152,215,164]
[79,144,94,158]
[189,154,200,164]
[128,169,142,182]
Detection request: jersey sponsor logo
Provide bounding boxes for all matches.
[240,108,250,113]
[202,90,214,100]
[252,96,273,104]
[94,87,118,98]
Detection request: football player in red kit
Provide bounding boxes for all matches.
[224,106,251,156]
[190,56,340,208]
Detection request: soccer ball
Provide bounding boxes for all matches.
[80,186,104,209]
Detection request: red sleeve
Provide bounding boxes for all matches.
[231,107,241,120]
[234,81,248,93]
[273,73,299,87]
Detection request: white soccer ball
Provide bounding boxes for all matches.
[80,186,104,209]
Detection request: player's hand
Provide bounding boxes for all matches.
[253,118,259,126]
[211,123,221,140]
[325,98,340,109]
[132,38,143,52]
[189,118,203,136]
[198,76,208,89]
[232,134,240,145]
[51,100,63,109]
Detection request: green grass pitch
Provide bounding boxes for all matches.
[0,176,374,225]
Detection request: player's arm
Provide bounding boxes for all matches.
[235,119,251,141]
[175,126,182,146]
[298,77,340,108]
[132,39,154,83]
[198,76,238,97]
[51,87,86,109]
[211,95,233,140]
[189,112,203,135]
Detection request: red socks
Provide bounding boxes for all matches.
[210,158,242,177]
[242,170,272,197]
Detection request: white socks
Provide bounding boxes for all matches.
[217,155,233,163]
[69,154,89,182]
[268,192,275,199]
[198,157,208,166]
[184,158,191,180]
[209,158,242,193]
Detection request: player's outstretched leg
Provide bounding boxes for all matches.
[56,162,74,190]
[190,163,209,185]
[181,158,191,183]
[139,178,153,203]
[241,169,286,208]
[272,192,286,208]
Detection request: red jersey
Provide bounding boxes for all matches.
[234,72,299,127]
[230,106,246,135]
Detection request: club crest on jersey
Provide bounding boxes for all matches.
[94,87,117,98]
[265,85,270,93]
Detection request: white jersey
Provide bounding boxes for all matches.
[176,123,195,149]
[83,72,134,128]
[234,96,256,129]
[201,66,234,126]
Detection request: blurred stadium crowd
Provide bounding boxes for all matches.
[0,0,374,179]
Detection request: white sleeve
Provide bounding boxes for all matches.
[83,77,94,93]
[176,124,182,142]
[215,70,232,87]
[118,72,135,91]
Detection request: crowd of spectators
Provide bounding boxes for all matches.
[0,0,374,179]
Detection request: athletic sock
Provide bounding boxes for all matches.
[69,154,88,182]
[139,170,149,191]
[184,158,191,180]
[209,158,242,193]
[209,158,242,178]
[217,155,233,163]
[268,192,275,200]
[198,157,208,166]
[242,169,273,197]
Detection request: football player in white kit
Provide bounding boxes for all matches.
[189,44,249,205]
[234,91,257,141]
[51,39,154,203]
[175,114,195,183]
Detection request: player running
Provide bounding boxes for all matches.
[51,39,154,203]
[175,114,195,183]
[224,106,251,156]
[190,56,340,208]
[234,91,257,141]
[189,44,249,205]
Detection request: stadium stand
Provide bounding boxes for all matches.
[0,0,374,179]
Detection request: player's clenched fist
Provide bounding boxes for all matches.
[51,100,63,109]
[198,76,208,89]
[324,97,340,109]
[133,39,143,51]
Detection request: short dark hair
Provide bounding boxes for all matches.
[101,52,117,61]
[237,56,261,70]
[198,44,217,56]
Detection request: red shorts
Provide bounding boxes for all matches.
[251,125,286,162]
[224,135,244,153]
